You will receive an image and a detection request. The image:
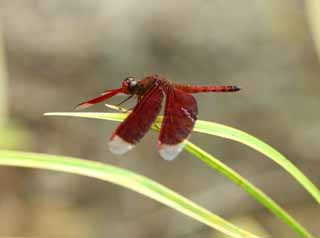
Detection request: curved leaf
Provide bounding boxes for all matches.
[184,141,311,237]
[45,112,320,204]
[194,120,320,204]
[0,150,259,238]
[44,112,315,237]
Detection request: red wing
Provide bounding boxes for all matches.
[158,87,198,160]
[108,84,164,155]
[75,88,123,110]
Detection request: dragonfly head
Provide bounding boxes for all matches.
[122,77,139,94]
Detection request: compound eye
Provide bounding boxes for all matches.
[125,77,137,87]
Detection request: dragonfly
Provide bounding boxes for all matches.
[76,74,240,160]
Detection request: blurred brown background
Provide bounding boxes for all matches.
[0,0,320,237]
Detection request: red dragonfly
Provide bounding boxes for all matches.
[76,74,240,160]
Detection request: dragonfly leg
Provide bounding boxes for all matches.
[116,95,134,106]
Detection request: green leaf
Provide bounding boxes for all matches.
[194,120,320,204]
[45,112,320,203]
[184,141,311,237]
[0,150,259,238]
[44,112,317,237]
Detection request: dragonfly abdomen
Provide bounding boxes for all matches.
[174,84,240,93]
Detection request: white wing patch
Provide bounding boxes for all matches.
[109,135,134,155]
[157,141,186,161]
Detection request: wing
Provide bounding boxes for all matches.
[109,84,164,155]
[75,88,123,110]
[158,87,198,160]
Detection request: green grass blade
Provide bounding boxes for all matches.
[184,142,312,238]
[44,112,320,204]
[0,150,259,238]
[194,120,320,204]
[45,113,317,237]
[44,112,314,237]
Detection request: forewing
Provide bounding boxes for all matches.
[158,87,198,160]
[75,88,123,110]
[109,84,164,155]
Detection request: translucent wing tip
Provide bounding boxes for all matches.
[157,142,185,161]
[109,135,134,155]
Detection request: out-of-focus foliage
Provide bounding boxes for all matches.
[306,0,320,60]
[0,25,8,126]
[0,23,31,150]
[0,124,31,149]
